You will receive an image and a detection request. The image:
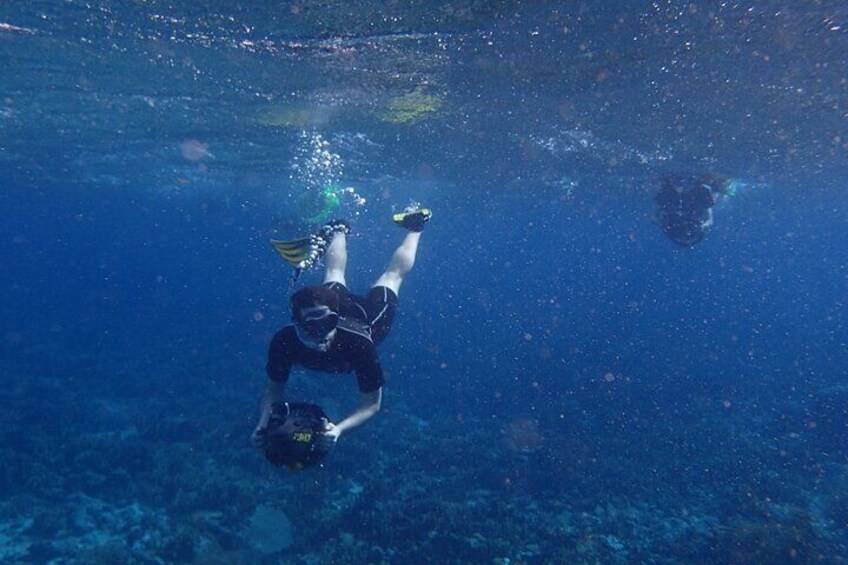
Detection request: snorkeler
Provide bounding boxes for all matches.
[654,174,730,247]
[252,207,432,468]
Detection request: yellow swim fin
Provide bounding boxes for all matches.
[270,237,315,269]
[271,220,351,274]
[392,208,432,232]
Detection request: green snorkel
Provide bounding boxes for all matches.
[305,185,342,224]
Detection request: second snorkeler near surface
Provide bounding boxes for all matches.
[654,174,730,247]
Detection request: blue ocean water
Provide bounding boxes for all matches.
[1,1,846,563]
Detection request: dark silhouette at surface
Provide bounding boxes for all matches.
[655,174,730,247]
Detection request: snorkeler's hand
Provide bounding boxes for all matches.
[250,425,267,449]
[317,421,341,451]
[251,409,272,449]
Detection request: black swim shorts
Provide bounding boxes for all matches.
[324,282,398,346]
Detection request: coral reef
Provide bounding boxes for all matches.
[379,88,442,124]
[1,360,846,563]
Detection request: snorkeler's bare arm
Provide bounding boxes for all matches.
[702,207,714,229]
[324,388,382,442]
[251,380,286,445]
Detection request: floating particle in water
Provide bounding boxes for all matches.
[180,139,212,161]
[503,418,543,454]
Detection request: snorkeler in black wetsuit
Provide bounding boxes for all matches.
[252,208,431,455]
[266,283,392,396]
[655,174,729,247]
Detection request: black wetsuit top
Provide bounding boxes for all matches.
[266,319,383,393]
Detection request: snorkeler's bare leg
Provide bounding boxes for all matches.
[323,231,347,286]
[373,231,421,296]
